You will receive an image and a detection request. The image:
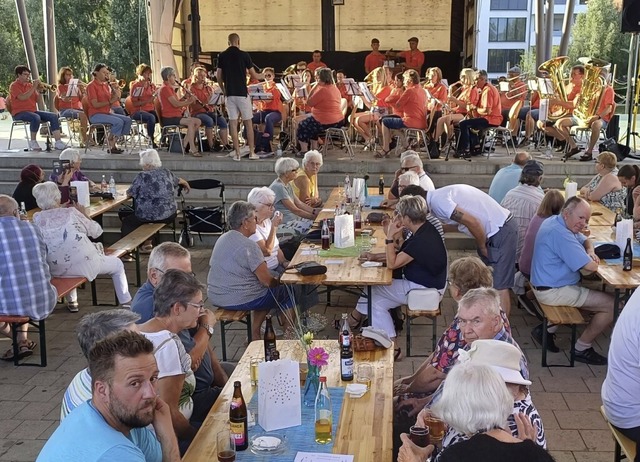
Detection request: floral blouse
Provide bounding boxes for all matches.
[127,168,179,221]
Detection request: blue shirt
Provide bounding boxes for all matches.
[131,280,155,323]
[37,400,161,462]
[488,163,523,204]
[530,214,591,288]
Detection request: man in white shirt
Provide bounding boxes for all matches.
[426,184,517,316]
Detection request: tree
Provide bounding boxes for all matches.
[569,0,630,77]
[107,0,150,83]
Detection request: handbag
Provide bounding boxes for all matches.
[294,261,327,276]
[599,137,631,162]
[367,212,389,223]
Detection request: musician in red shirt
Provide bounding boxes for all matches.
[365,38,386,74]
[250,67,282,144]
[56,66,88,146]
[352,66,392,150]
[307,51,327,73]
[579,72,616,161]
[400,37,425,74]
[9,65,66,151]
[456,69,502,158]
[86,63,133,154]
[129,64,159,149]
[188,66,231,151]
[424,67,448,138]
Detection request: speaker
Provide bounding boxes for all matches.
[622,0,640,33]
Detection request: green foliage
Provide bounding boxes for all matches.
[0,0,149,93]
[569,0,630,75]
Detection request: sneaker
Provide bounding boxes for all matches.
[574,347,607,365]
[222,144,234,152]
[232,156,241,162]
[248,153,260,160]
[67,302,79,313]
[29,140,43,151]
[531,323,560,353]
[54,140,67,150]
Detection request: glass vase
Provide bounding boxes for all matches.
[303,362,320,407]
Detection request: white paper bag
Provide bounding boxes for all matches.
[334,213,355,248]
[565,181,577,199]
[351,178,366,204]
[257,359,301,431]
[616,219,633,253]
[71,180,90,207]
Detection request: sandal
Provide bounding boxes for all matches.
[1,340,36,361]
[139,244,153,254]
[394,348,403,362]
[374,149,390,159]
[348,312,366,331]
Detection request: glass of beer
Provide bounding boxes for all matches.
[250,357,260,386]
[216,429,236,462]
[424,414,447,443]
[356,363,373,390]
[409,425,430,448]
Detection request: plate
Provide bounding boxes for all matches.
[249,433,287,455]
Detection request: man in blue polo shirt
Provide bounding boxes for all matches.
[530,196,613,365]
[488,151,531,203]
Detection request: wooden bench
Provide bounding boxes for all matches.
[214,309,252,361]
[601,405,637,462]
[0,276,86,367]
[538,302,586,367]
[92,223,167,306]
[403,288,442,357]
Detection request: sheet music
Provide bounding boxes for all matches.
[527,79,538,91]
[383,60,395,68]
[341,78,361,96]
[358,82,375,105]
[248,83,264,94]
[537,78,554,95]
[295,86,308,99]
[66,79,79,98]
[276,82,292,102]
[294,452,354,462]
[208,91,223,105]
[498,81,509,92]
[539,99,549,121]
[131,86,144,97]
[442,79,449,87]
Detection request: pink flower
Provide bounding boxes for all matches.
[308,347,329,368]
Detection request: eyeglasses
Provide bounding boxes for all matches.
[401,166,418,172]
[264,74,274,78]
[290,168,299,173]
[186,301,206,310]
[260,202,275,208]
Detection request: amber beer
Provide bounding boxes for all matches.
[217,450,235,462]
[229,381,248,451]
[264,315,277,361]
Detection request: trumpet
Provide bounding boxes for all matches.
[39,82,57,92]
[109,79,126,90]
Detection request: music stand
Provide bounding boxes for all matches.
[131,86,144,98]
[66,79,79,98]
[276,82,292,102]
[208,92,224,106]
[341,78,361,96]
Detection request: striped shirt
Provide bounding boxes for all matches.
[61,368,91,421]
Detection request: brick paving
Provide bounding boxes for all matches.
[0,245,615,461]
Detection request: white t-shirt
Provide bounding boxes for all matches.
[602,288,640,428]
[426,184,509,239]
[418,172,435,192]
[249,218,280,270]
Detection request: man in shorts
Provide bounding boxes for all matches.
[216,33,264,161]
[530,196,613,365]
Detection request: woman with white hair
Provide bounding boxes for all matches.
[291,150,324,207]
[49,148,96,190]
[122,149,190,250]
[398,362,553,462]
[269,157,320,236]
[247,187,288,274]
[32,181,131,312]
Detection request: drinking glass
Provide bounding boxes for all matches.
[250,357,260,386]
[409,425,430,448]
[216,429,236,462]
[356,363,373,390]
[424,414,446,442]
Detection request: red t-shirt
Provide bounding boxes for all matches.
[396,85,427,129]
[188,84,212,115]
[501,80,527,110]
[425,82,448,112]
[56,84,82,111]
[307,84,343,125]
[400,49,424,72]
[374,85,392,108]
[130,80,155,112]
[365,52,386,74]
[307,61,327,73]
[86,80,112,117]
[9,80,37,115]
[478,83,503,126]
[597,85,615,123]
[159,84,183,118]
[261,84,282,112]
[454,86,473,114]
[386,88,404,115]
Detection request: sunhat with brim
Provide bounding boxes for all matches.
[458,339,532,386]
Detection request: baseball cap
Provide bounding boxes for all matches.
[408,37,419,43]
[522,159,544,176]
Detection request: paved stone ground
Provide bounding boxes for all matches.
[0,247,614,462]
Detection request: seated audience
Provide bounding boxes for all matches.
[0,195,56,361]
[382,151,435,208]
[37,331,181,461]
[270,157,319,236]
[349,196,448,359]
[398,362,553,462]
[602,288,640,461]
[531,196,613,365]
[50,148,96,190]
[579,151,625,212]
[12,164,44,211]
[291,150,324,207]
[618,164,640,224]
[61,309,140,419]
[207,201,294,341]
[32,181,131,312]
[247,187,288,275]
[488,152,531,204]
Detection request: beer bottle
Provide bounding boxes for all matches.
[229,381,248,451]
[354,205,362,230]
[264,315,277,361]
[378,175,384,195]
[321,219,331,250]
[623,237,633,271]
[339,313,354,381]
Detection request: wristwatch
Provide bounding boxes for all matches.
[200,323,214,338]
[385,239,395,244]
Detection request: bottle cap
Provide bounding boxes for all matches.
[234,380,241,387]
[319,376,327,382]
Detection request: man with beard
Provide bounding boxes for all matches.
[37,331,180,461]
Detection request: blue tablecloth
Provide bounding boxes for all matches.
[595,241,640,265]
[236,387,345,460]
[364,195,385,208]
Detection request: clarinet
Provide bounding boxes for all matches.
[176,81,211,113]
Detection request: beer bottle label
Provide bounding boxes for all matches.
[341,357,354,376]
[230,420,246,445]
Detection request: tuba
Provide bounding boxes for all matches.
[573,57,610,126]
[538,56,570,121]
[282,64,298,89]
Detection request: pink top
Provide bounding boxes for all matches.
[308,84,343,125]
[518,214,547,276]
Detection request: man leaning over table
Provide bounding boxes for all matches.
[38,331,180,462]
[131,242,231,425]
[530,196,613,365]
[0,194,56,362]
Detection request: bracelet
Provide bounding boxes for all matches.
[385,239,394,244]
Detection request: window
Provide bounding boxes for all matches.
[489,18,527,41]
[487,49,525,73]
[490,0,527,10]
[553,13,577,35]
